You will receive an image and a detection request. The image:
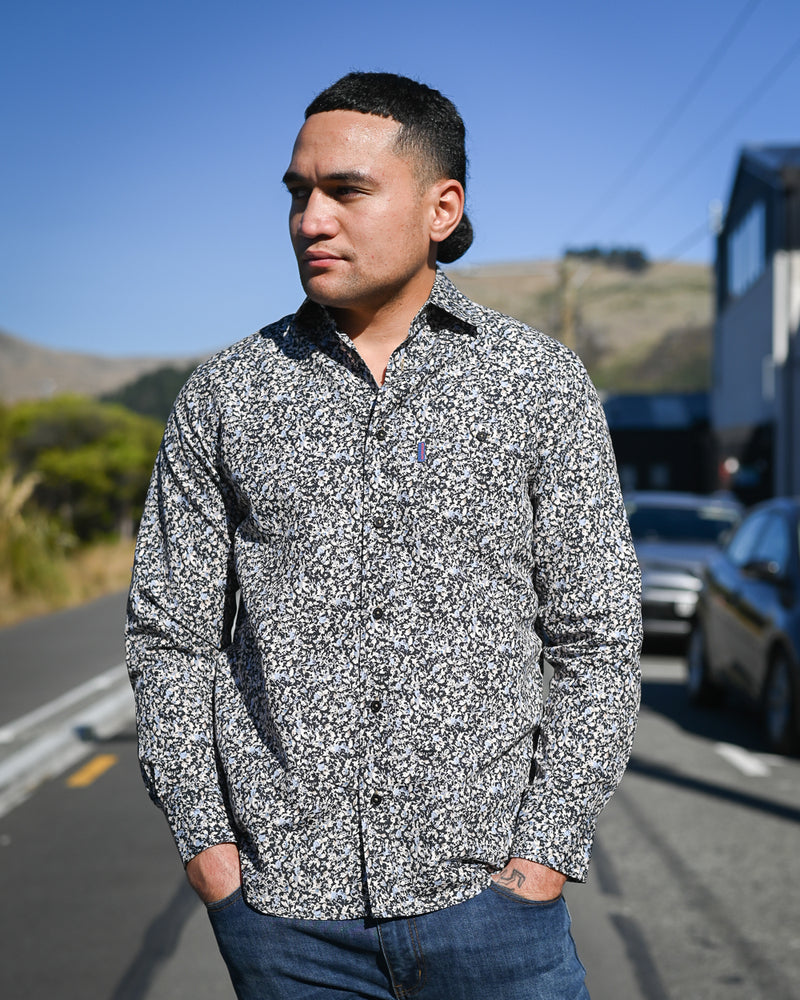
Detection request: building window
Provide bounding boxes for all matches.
[619,465,638,493]
[727,200,765,298]
[649,463,671,490]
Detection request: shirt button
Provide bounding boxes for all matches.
[373,515,386,529]
[370,699,382,713]
[375,428,387,441]
[372,607,384,621]
[370,793,383,807]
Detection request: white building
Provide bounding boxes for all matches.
[713,146,800,501]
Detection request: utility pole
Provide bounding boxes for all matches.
[558,256,592,354]
[559,257,576,352]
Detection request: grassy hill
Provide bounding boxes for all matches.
[1,258,713,404]
[446,258,713,392]
[0,328,199,404]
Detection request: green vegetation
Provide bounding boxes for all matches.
[102,363,196,422]
[0,396,162,617]
[0,466,69,602]
[563,245,650,272]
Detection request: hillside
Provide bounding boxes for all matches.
[1,259,713,403]
[0,328,199,403]
[446,258,713,391]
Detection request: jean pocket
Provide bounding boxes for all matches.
[488,881,563,907]
[205,885,243,913]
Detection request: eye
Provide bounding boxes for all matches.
[286,186,310,203]
[334,186,364,200]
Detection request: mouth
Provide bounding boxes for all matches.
[302,249,344,267]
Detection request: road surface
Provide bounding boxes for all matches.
[1,597,798,999]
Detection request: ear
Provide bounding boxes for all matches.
[428,179,465,246]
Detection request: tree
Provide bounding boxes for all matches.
[102,363,197,422]
[5,395,163,541]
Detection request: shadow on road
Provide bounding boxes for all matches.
[626,755,800,825]
[632,636,800,826]
[640,636,768,754]
[641,677,767,753]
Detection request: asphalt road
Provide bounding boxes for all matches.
[1,600,799,999]
[0,591,128,725]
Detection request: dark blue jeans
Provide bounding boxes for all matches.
[207,882,589,999]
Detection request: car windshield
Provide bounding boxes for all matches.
[627,503,739,544]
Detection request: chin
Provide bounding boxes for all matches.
[301,276,355,309]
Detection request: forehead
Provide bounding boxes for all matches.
[288,110,406,176]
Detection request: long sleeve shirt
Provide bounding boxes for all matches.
[126,269,642,920]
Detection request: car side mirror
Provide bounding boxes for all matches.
[742,558,783,582]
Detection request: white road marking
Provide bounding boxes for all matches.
[0,683,133,818]
[0,664,127,743]
[715,742,771,777]
[759,753,787,767]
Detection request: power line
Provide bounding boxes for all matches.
[566,0,764,243]
[611,29,800,241]
[662,201,723,261]
[662,220,713,260]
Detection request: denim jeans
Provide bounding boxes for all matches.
[207,881,589,999]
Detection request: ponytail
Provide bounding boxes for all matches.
[437,213,474,264]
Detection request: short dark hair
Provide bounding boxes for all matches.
[305,72,473,264]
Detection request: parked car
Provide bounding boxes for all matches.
[686,497,800,754]
[625,491,742,639]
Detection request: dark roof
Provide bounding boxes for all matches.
[602,392,708,431]
[740,145,800,188]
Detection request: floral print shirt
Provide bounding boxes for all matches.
[126,269,642,920]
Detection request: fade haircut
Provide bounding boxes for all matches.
[305,72,473,264]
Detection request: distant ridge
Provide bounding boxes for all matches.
[0,328,201,403]
[2,257,713,402]
[446,258,712,392]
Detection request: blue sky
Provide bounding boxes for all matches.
[2,0,799,357]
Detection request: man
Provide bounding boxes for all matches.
[127,72,641,999]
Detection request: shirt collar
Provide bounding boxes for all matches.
[294,268,481,342]
[423,269,482,335]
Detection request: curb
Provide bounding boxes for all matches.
[0,678,134,818]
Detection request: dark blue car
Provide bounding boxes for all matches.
[687,497,800,754]
[625,491,742,639]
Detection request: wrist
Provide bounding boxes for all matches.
[185,842,241,904]
[491,857,567,901]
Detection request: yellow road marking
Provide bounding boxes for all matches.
[66,753,119,788]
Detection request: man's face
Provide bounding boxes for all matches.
[284,110,437,316]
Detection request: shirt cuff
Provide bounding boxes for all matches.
[156,782,238,866]
[509,787,597,882]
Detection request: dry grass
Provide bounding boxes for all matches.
[446,259,713,391]
[0,537,135,628]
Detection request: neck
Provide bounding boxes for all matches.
[330,270,436,385]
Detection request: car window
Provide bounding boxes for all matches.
[750,513,791,576]
[726,510,770,567]
[626,503,739,544]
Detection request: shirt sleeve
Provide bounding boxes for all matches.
[509,354,642,880]
[126,376,242,865]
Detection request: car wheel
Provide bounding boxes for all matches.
[686,624,723,706]
[763,653,800,755]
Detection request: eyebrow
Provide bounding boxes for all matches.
[281,169,377,187]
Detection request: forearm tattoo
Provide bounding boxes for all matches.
[497,868,526,890]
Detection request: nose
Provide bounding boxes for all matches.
[296,189,336,239]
